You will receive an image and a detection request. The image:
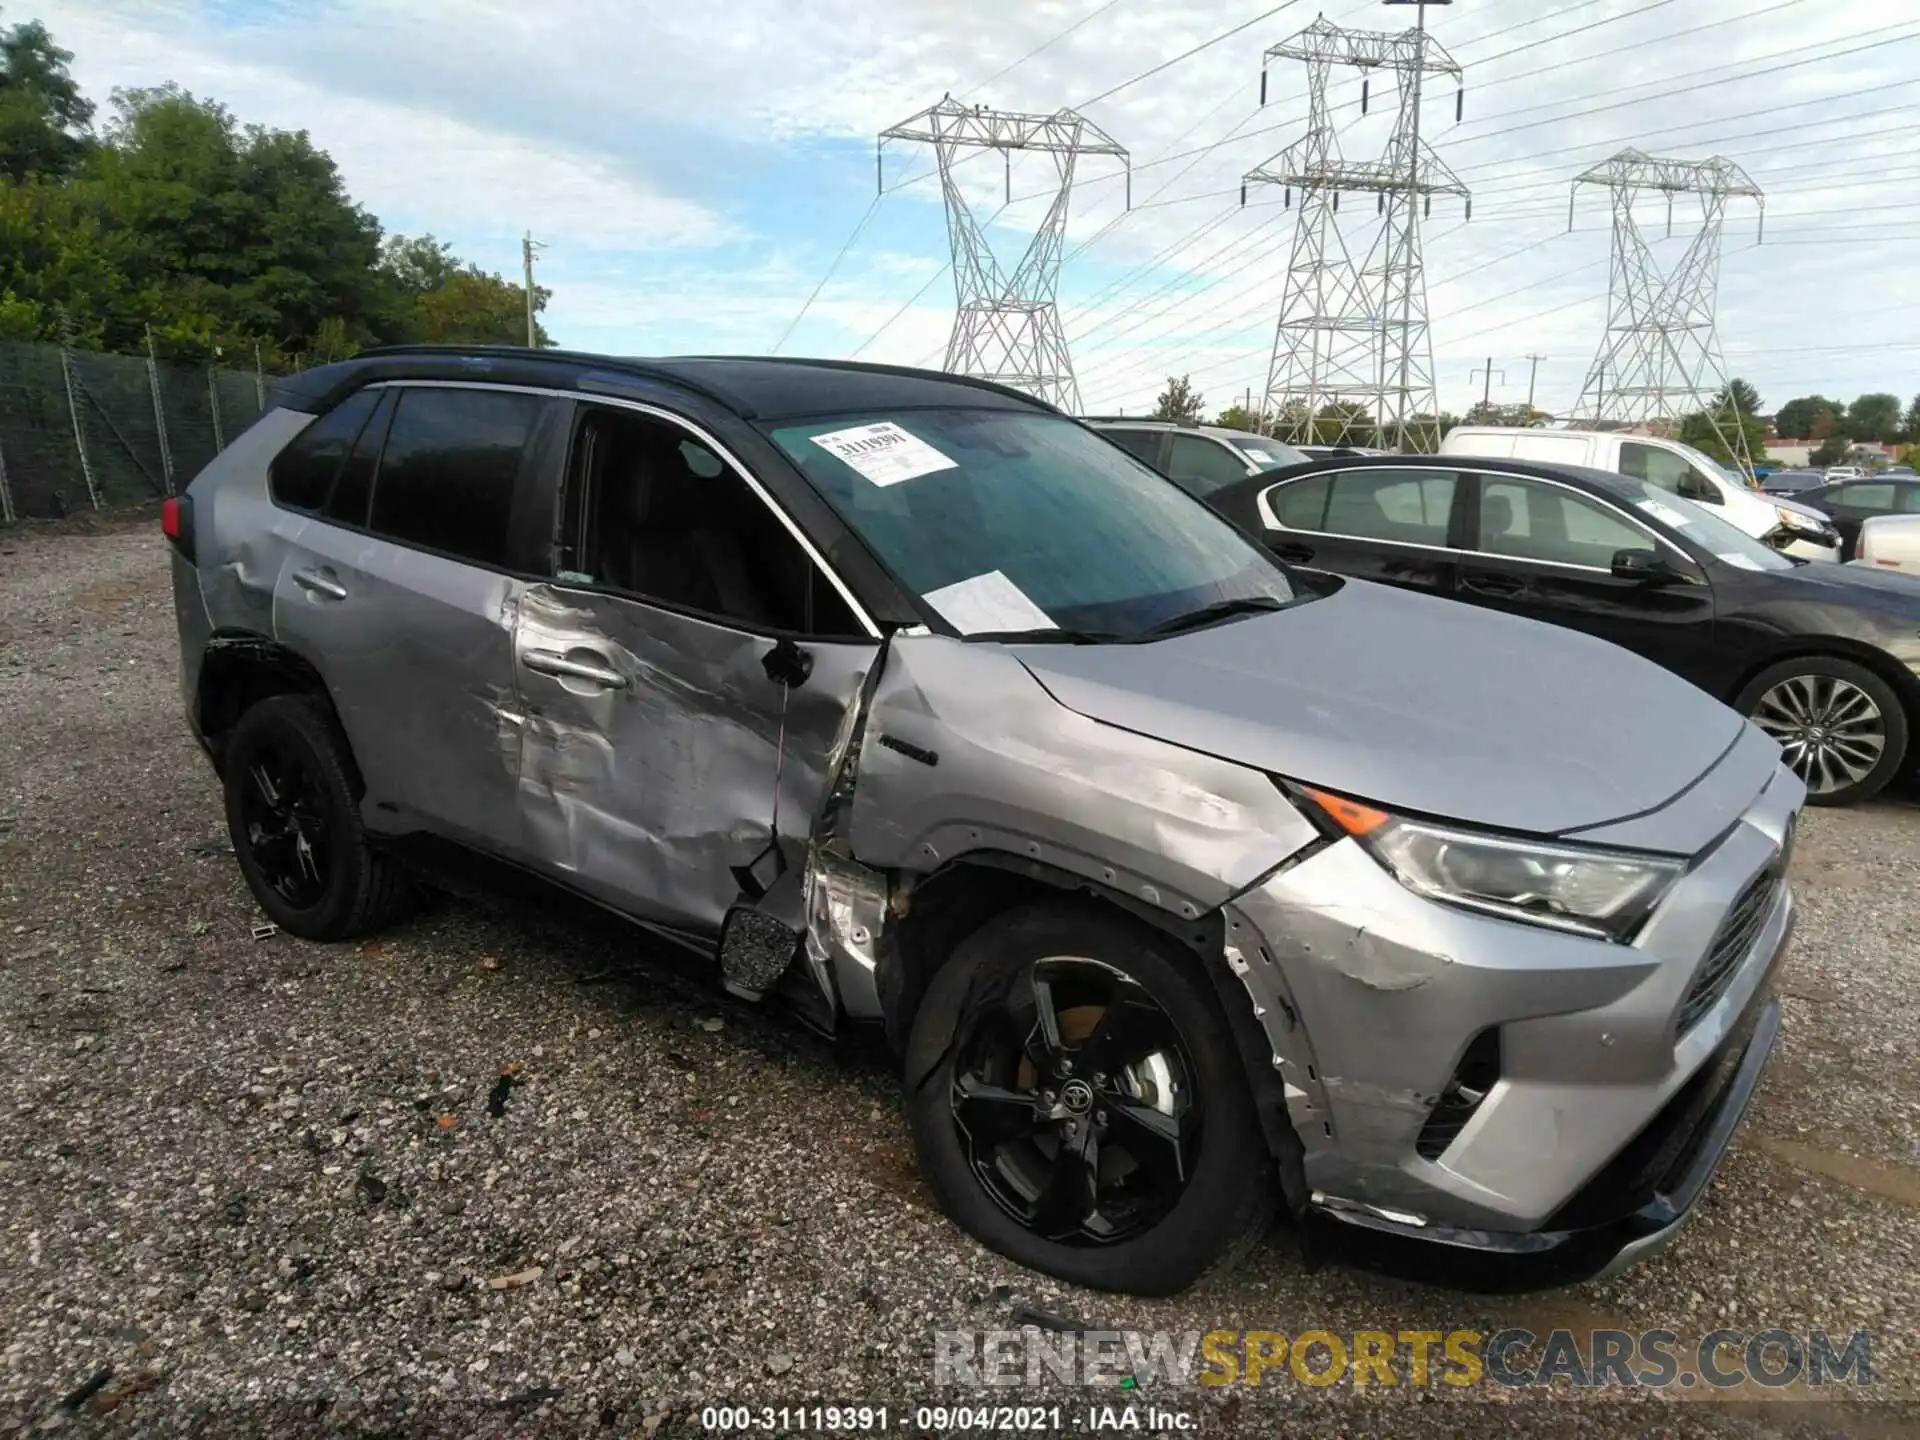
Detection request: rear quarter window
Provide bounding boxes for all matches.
[268,389,381,511]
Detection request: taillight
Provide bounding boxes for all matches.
[161,495,195,563]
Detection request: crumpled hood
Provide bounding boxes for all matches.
[1013,579,1762,841]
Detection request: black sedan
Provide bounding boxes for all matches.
[1794,477,1920,559]
[1204,453,1920,804]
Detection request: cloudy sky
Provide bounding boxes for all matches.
[30,0,1920,419]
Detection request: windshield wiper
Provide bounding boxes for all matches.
[1133,595,1286,640]
[964,626,1125,645]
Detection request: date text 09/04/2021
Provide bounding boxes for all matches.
[698,1405,1194,1432]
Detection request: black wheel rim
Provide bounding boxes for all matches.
[949,957,1201,1247]
[238,741,332,910]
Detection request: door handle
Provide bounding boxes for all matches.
[1271,541,1315,564]
[1461,571,1526,597]
[522,648,630,689]
[292,567,348,601]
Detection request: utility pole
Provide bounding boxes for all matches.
[522,231,547,348]
[1244,7,1467,449]
[1523,353,1547,412]
[880,98,1128,412]
[1570,149,1763,473]
[1471,359,1505,411]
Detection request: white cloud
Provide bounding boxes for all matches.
[29,0,1920,417]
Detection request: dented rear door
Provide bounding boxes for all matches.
[514,584,876,932]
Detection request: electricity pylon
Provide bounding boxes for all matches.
[1571,148,1764,472]
[880,97,1127,412]
[1244,6,1467,450]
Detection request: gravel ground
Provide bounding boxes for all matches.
[0,518,1915,1438]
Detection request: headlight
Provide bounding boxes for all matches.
[1295,785,1685,942]
[1774,506,1827,535]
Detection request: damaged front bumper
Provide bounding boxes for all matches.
[1219,767,1798,1291]
[1304,983,1782,1291]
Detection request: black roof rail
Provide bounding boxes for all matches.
[663,354,1060,415]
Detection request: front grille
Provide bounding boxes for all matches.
[1677,868,1777,1033]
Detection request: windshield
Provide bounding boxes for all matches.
[1628,488,1794,572]
[1230,436,1310,472]
[768,410,1297,640]
[1764,472,1822,491]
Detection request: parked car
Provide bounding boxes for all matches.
[1205,452,1920,805]
[1439,426,1841,561]
[1880,464,1917,478]
[1824,465,1864,481]
[1759,468,1826,495]
[1795,477,1920,560]
[1298,444,1390,460]
[1853,514,1920,574]
[167,347,1798,1295]
[1083,419,1308,499]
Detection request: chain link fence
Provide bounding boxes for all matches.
[0,342,274,522]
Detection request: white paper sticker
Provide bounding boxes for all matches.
[922,570,1056,635]
[809,421,958,487]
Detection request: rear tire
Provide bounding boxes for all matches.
[222,695,413,939]
[1735,656,1908,806]
[903,902,1274,1296]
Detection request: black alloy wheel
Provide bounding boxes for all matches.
[905,903,1273,1295]
[221,695,414,940]
[237,739,332,910]
[950,957,1199,1247]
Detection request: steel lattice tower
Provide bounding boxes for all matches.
[1245,7,1466,449]
[1571,148,1765,470]
[880,98,1127,412]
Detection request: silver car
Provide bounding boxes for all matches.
[165,348,1799,1295]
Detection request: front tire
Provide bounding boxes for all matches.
[222,694,413,939]
[903,902,1274,1296]
[1736,656,1909,806]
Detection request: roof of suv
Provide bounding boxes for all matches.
[271,346,1059,423]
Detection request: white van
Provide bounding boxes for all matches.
[1438,427,1841,562]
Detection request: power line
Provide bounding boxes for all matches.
[962,0,1125,98]
[1074,1,1305,110]
[773,195,881,353]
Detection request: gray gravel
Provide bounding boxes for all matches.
[0,517,1915,1437]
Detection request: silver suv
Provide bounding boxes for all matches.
[166,347,1799,1295]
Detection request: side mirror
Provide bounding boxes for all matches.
[1611,548,1672,582]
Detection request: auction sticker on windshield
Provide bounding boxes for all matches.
[923,570,1055,635]
[810,421,958,487]
[1634,498,1694,529]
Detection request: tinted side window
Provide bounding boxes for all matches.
[1836,483,1896,511]
[367,388,541,568]
[269,389,380,511]
[1900,486,1920,514]
[324,388,394,528]
[1323,468,1456,546]
[1266,474,1331,530]
[1619,441,1692,493]
[1478,476,1651,567]
[569,407,865,638]
[1166,434,1251,497]
[1103,428,1165,468]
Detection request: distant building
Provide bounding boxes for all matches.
[1765,442,1813,466]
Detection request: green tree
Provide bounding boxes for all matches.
[1214,403,1259,432]
[0,176,126,343]
[1151,375,1205,424]
[81,84,385,357]
[1314,401,1374,445]
[1902,393,1920,443]
[1714,377,1762,419]
[1463,400,1550,428]
[1679,408,1765,468]
[1844,392,1902,443]
[1772,394,1834,440]
[380,233,551,346]
[1811,433,1851,467]
[0,14,94,180]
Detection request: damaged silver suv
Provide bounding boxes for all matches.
[166,348,1799,1296]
